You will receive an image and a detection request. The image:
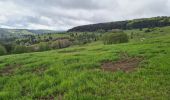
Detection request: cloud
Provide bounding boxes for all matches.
[0,0,170,30]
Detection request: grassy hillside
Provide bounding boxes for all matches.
[0,27,170,99]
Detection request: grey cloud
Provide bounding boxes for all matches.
[0,0,170,30]
[10,0,108,10]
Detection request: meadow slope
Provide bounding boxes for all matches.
[0,30,170,99]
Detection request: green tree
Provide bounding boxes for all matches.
[51,41,60,49]
[102,32,129,44]
[38,42,50,51]
[12,45,28,54]
[0,44,7,55]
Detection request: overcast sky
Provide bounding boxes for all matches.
[0,0,170,30]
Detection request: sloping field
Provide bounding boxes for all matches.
[0,33,170,99]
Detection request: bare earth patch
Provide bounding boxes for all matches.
[0,64,21,76]
[32,67,47,74]
[33,93,63,100]
[33,96,54,100]
[101,57,143,72]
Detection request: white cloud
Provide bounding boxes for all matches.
[0,0,170,30]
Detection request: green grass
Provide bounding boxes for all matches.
[124,26,170,41]
[0,28,170,99]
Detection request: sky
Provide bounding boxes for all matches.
[0,0,170,30]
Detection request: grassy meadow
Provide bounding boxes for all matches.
[0,27,170,99]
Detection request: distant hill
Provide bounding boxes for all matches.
[0,28,58,39]
[27,29,59,34]
[68,16,170,32]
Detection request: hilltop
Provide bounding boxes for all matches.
[68,16,170,32]
[0,28,58,39]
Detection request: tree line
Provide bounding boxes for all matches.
[0,32,102,55]
[68,16,170,32]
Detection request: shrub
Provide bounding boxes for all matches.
[51,39,71,49]
[38,42,51,51]
[12,45,28,54]
[145,29,151,33]
[58,39,71,48]
[0,44,7,55]
[102,32,128,44]
[51,41,60,49]
[2,43,13,53]
[29,45,39,52]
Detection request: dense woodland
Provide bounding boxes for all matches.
[0,32,103,55]
[68,16,170,32]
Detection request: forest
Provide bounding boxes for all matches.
[68,16,170,32]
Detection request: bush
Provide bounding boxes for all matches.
[12,45,29,54]
[102,32,128,44]
[38,42,51,51]
[58,39,71,48]
[0,45,7,55]
[51,39,71,49]
[51,41,60,49]
[2,43,13,53]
